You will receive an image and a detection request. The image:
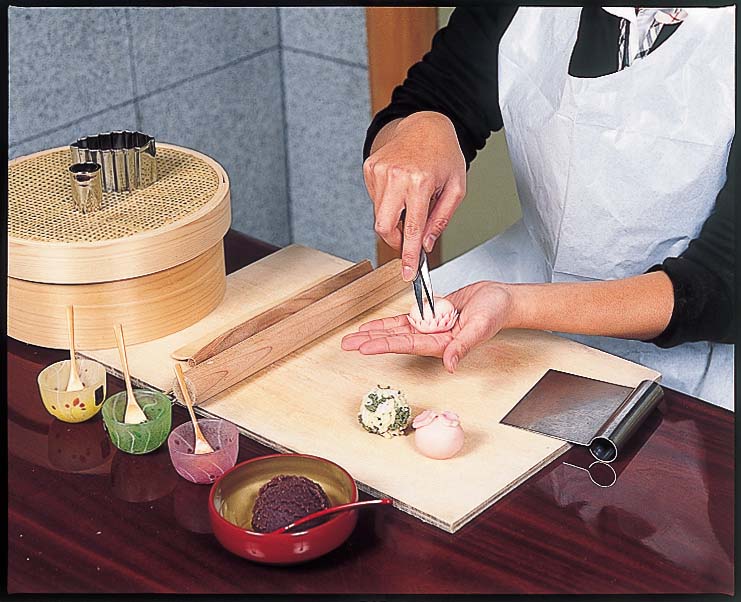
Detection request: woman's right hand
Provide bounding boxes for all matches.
[363,111,467,281]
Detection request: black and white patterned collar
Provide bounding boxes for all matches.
[602,7,688,69]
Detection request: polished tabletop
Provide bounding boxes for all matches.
[7,230,734,595]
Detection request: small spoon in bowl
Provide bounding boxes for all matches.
[65,305,84,392]
[270,498,393,534]
[113,324,148,425]
[173,363,214,455]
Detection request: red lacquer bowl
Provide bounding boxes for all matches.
[209,453,359,565]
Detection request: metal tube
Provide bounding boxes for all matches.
[589,380,664,462]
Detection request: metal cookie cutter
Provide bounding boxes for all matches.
[70,131,157,192]
[69,162,103,213]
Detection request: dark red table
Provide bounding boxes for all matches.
[7,230,735,595]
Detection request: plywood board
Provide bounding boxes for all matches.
[85,244,660,532]
[85,245,350,387]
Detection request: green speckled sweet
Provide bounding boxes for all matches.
[357,385,411,438]
[102,389,172,454]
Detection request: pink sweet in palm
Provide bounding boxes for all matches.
[407,297,459,334]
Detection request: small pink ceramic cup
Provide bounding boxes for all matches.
[168,419,239,484]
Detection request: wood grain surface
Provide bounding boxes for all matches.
[8,241,226,350]
[85,246,660,532]
[172,260,373,365]
[178,257,406,404]
[7,230,734,594]
[85,245,353,388]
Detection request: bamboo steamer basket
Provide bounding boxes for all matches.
[8,143,231,350]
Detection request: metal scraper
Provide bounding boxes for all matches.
[501,370,663,462]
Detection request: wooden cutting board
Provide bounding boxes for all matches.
[84,244,660,532]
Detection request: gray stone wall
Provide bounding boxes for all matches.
[9,7,375,262]
[279,7,375,264]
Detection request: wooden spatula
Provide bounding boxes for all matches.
[65,305,84,392]
[113,324,148,425]
[173,363,214,455]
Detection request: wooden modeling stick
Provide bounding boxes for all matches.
[65,305,84,392]
[183,259,407,406]
[113,324,148,425]
[173,260,373,366]
[173,363,214,455]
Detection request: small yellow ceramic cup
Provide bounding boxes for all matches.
[37,359,107,423]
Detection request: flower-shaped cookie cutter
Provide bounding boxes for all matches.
[70,131,157,192]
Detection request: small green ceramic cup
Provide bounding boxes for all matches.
[102,389,172,454]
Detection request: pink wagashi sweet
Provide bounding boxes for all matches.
[411,409,437,429]
[412,410,465,460]
[407,297,459,334]
[438,411,461,428]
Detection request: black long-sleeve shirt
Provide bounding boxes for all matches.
[365,6,735,347]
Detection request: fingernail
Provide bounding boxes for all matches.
[451,355,459,371]
[402,266,414,281]
[424,235,436,251]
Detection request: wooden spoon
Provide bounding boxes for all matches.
[65,306,84,392]
[173,363,214,455]
[270,498,393,534]
[113,324,147,425]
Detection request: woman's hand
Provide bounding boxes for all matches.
[341,281,515,372]
[342,272,675,374]
[364,111,467,281]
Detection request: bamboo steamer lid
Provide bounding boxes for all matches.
[7,143,231,349]
[9,143,230,283]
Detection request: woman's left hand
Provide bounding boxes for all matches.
[340,281,516,373]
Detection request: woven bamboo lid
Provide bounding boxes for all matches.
[8,143,231,284]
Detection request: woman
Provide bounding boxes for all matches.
[341,7,735,409]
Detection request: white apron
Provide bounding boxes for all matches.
[432,7,735,410]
